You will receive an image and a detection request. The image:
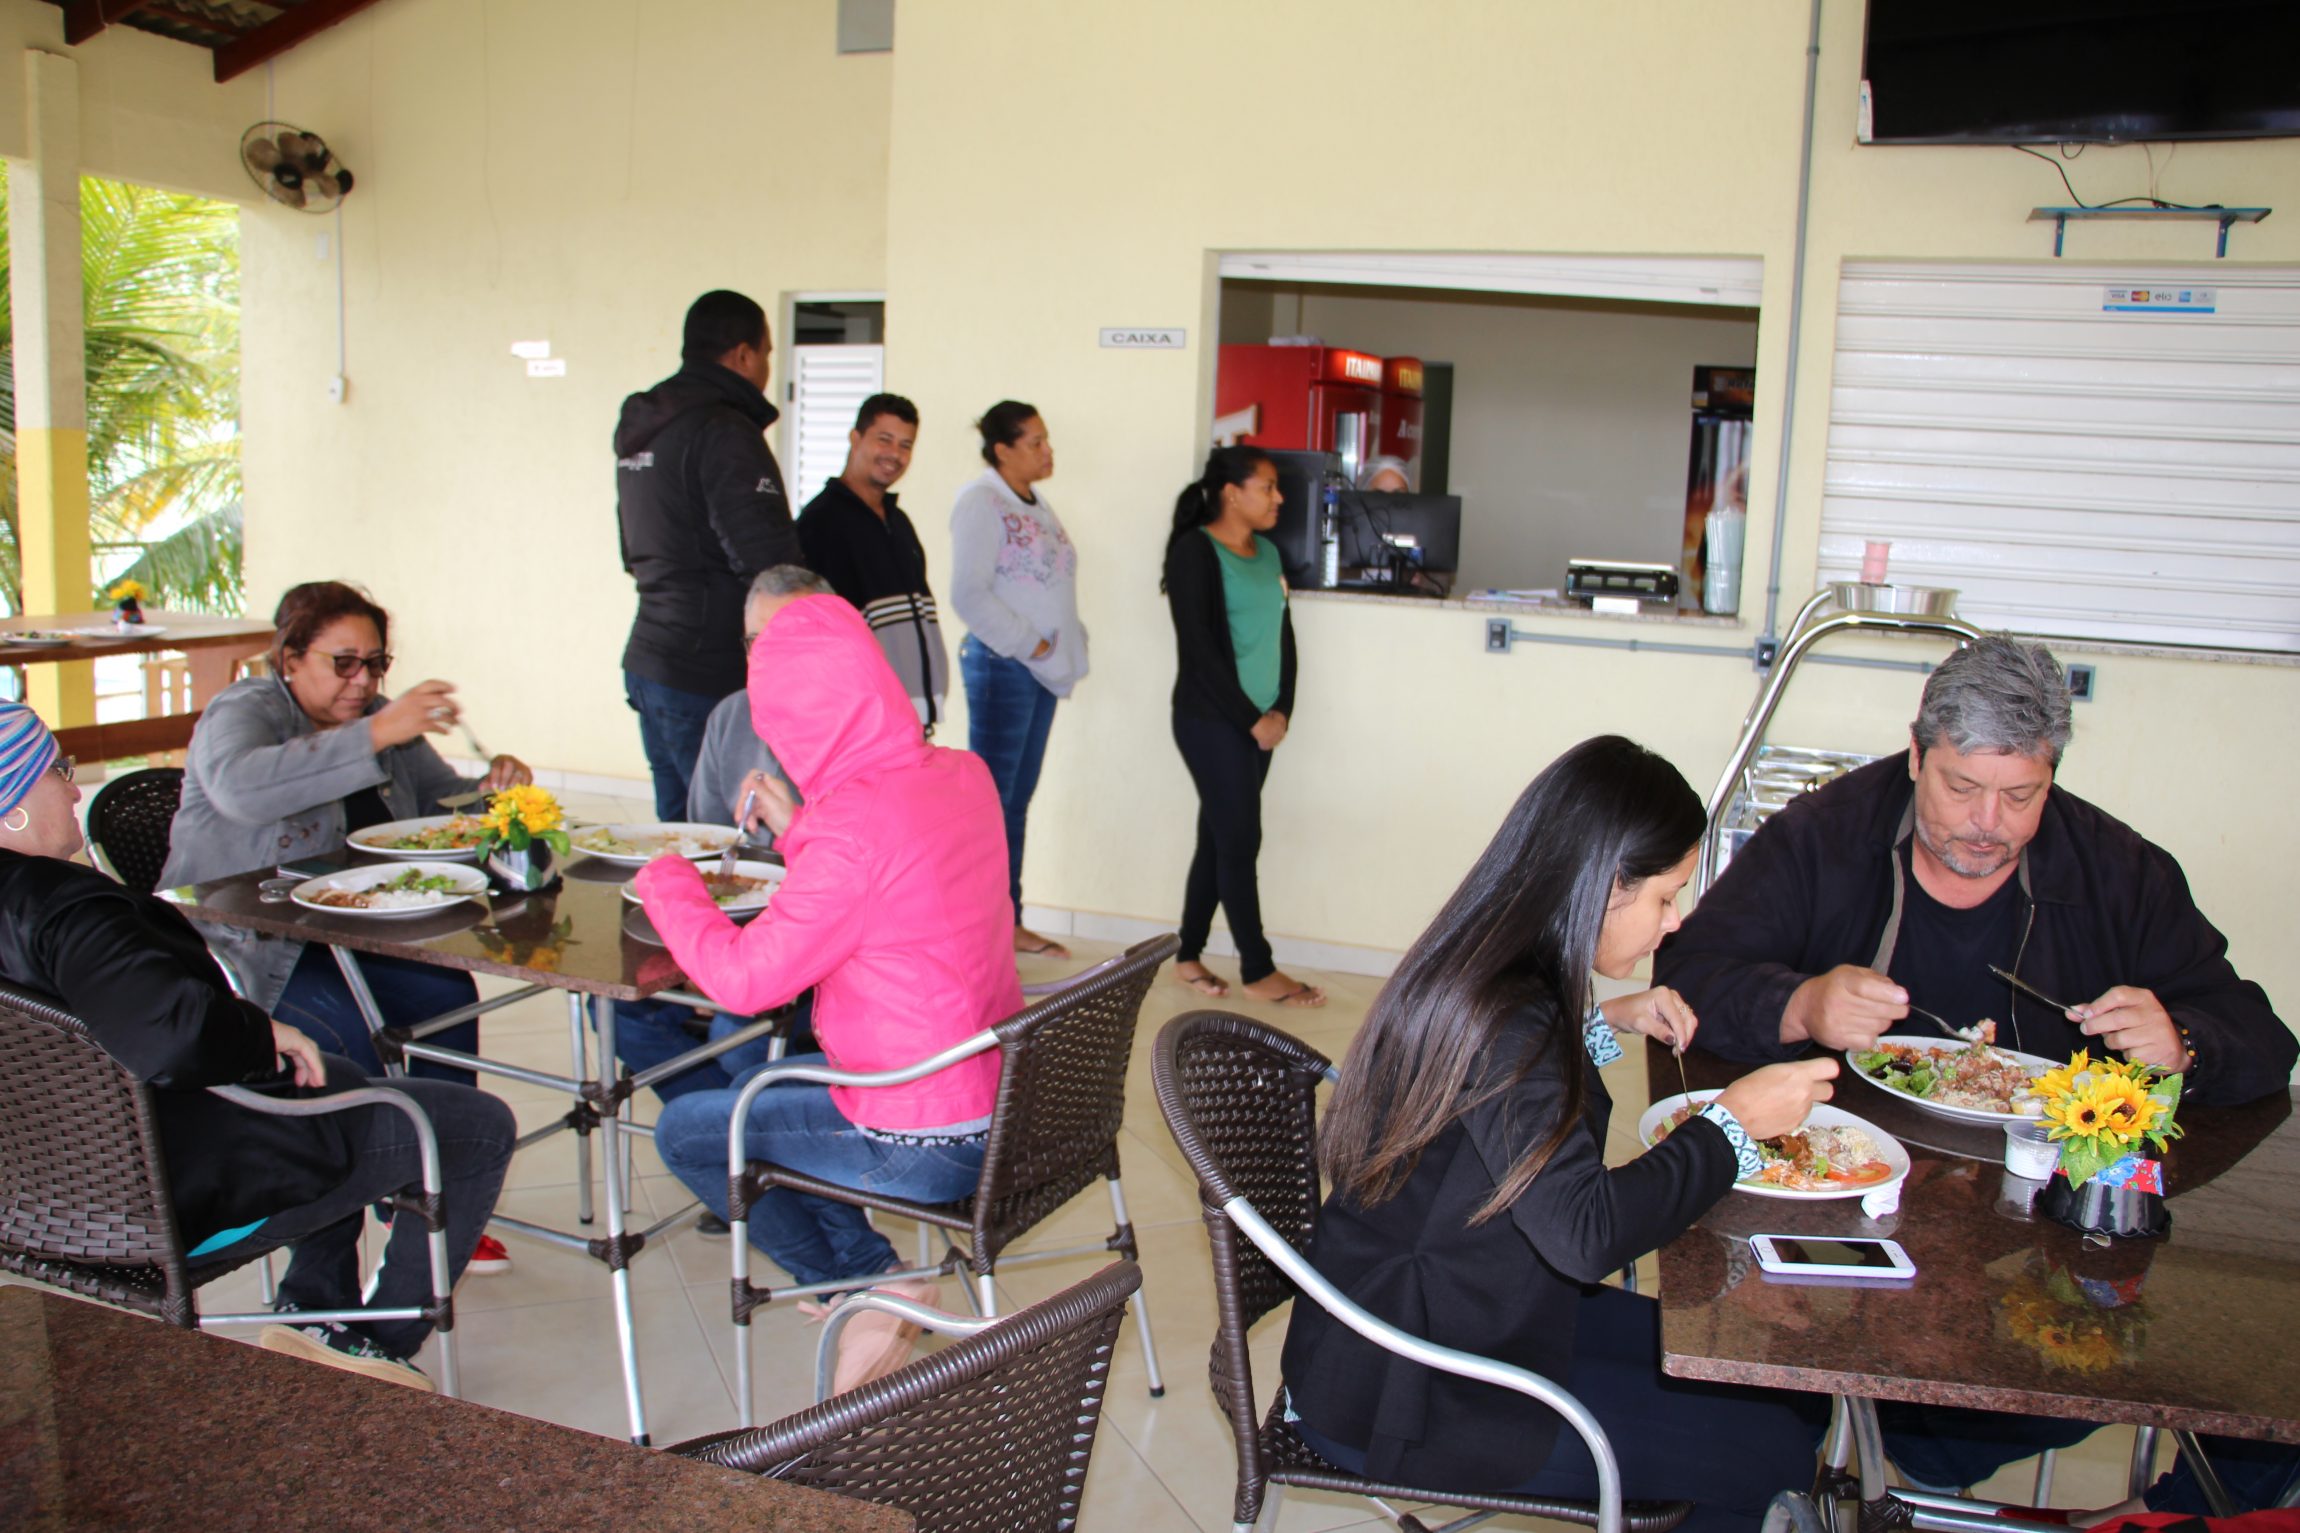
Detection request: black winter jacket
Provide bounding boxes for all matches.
[615,363,800,697]
[0,850,356,1245]
[1282,1005,1735,1489]
[797,477,949,731]
[1163,528,1297,732]
[1655,757,2294,1105]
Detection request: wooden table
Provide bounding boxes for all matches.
[1650,1041,2299,1523]
[0,609,273,761]
[0,1285,909,1531]
[168,851,774,1445]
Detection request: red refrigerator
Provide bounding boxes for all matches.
[1377,356,1424,487]
[1215,345,1384,484]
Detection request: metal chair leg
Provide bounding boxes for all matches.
[1108,1177,1165,1397]
[256,1250,277,1305]
[976,1271,998,1317]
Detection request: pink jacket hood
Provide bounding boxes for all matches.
[748,596,927,805]
[634,594,1018,1131]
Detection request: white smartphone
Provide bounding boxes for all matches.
[1749,1234,1917,1281]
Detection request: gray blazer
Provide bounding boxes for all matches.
[159,675,475,1008]
[687,689,798,852]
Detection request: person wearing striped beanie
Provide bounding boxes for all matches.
[0,700,80,859]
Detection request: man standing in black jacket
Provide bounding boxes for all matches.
[615,290,801,820]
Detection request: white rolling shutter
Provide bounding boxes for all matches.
[1820,262,2300,653]
[786,344,885,508]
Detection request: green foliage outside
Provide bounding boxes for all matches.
[0,166,243,616]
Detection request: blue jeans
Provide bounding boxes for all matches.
[624,670,723,823]
[273,943,481,1086]
[1293,1286,1828,1533]
[256,1057,515,1357]
[959,635,1058,918]
[611,999,789,1103]
[654,1054,986,1288]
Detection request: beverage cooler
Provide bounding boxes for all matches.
[1216,345,1384,485]
[1377,357,1424,487]
[1682,365,1754,606]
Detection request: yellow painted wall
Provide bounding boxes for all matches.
[874,0,2300,1034]
[238,0,893,774]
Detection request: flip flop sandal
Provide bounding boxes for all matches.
[1261,983,1326,1009]
[1015,937,1072,958]
[1174,968,1229,998]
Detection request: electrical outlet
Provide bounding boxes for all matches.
[2066,663,2096,702]
[327,374,348,404]
[1485,618,1511,653]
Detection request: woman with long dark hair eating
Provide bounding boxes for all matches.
[1285,735,1837,1531]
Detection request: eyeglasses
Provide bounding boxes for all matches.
[49,756,74,784]
[317,651,393,679]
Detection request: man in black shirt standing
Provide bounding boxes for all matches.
[794,393,949,731]
[614,290,800,820]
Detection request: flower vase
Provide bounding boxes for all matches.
[114,597,144,628]
[486,841,560,894]
[2038,1155,2171,1241]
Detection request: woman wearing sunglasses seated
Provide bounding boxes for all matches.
[162,581,530,1110]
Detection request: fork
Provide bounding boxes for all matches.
[720,790,757,883]
[1903,1000,1987,1045]
[436,720,496,810]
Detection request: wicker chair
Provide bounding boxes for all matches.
[672,1260,1140,1532]
[1151,1010,1693,1533]
[85,766,185,895]
[0,981,462,1393]
[723,933,1179,1425]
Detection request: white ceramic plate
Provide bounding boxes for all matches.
[289,860,490,917]
[568,822,741,866]
[1845,1035,2061,1126]
[346,814,489,861]
[1639,1090,1912,1202]
[66,624,168,641]
[621,858,784,915]
[1,631,75,647]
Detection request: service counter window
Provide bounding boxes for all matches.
[1211,253,1763,618]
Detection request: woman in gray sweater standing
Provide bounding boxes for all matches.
[948,401,1086,960]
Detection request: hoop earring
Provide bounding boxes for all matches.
[2,806,28,833]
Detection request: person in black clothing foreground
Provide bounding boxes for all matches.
[0,701,513,1392]
[1161,446,1324,1007]
[795,392,949,730]
[1655,633,2294,1492]
[615,289,801,820]
[1285,735,1835,1531]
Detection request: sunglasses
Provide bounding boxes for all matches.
[50,756,74,784]
[315,651,393,679]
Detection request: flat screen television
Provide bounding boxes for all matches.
[1860,1,2300,145]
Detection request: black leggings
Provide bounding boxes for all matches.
[1173,711,1277,984]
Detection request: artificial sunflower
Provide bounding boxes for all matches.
[2043,1078,2119,1141]
[484,784,564,838]
[2090,1074,2161,1141]
[106,578,150,602]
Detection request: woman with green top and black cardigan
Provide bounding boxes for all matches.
[1161,447,1324,1008]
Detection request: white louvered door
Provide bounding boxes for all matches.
[1820,263,2300,653]
[785,344,885,509]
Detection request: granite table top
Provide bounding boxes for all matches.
[166,850,697,1003]
[0,1286,911,1531]
[1650,1041,2300,1442]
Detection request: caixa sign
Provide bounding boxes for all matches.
[1099,328,1187,349]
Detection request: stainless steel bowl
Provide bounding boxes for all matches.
[1826,581,1960,618]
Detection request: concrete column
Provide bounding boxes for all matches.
[8,48,91,726]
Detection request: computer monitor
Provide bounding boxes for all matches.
[1337,491,1462,575]
[1258,448,1338,586]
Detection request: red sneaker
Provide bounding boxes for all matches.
[466,1234,512,1275]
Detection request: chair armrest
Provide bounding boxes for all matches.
[1017,950,1128,997]
[811,1288,1000,1402]
[724,1029,1001,1179]
[209,1083,444,1198]
[1223,1193,1627,1533]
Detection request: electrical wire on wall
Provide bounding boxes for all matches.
[2013,141,2222,212]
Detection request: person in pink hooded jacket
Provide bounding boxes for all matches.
[642,592,1020,1390]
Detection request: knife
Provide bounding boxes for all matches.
[1988,964,2081,1016]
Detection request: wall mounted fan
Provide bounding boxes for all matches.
[240,122,355,213]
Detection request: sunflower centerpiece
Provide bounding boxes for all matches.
[475,784,572,893]
[2034,1051,2183,1240]
[106,578,149,627]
